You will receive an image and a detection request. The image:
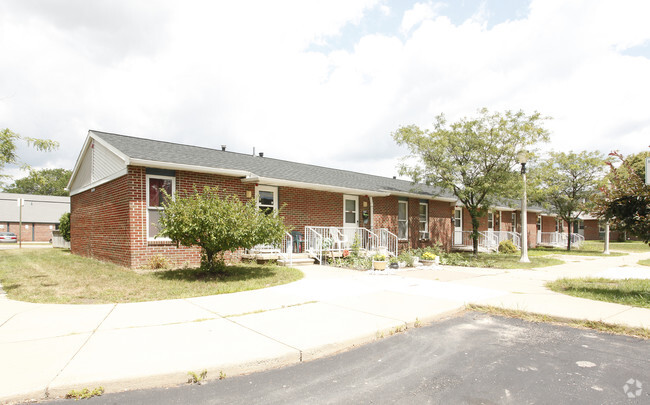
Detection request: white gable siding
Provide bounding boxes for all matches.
[69,138,127,195]
[92,141,125,181]
[70,144,93,192]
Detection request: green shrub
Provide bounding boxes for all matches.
[398,251,416,267]
[498,240,518,254]
[59,212,70,242]
[373,253,387,261]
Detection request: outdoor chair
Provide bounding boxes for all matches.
[291,231,304,253]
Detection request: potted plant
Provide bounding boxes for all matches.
[372,253,388,270]
[420,251,438,266]
[388,256,399,269]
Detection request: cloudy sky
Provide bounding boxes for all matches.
[1,0,649,182]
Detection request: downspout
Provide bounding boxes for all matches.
[369,196,374,230]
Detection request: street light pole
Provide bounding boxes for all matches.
[603,221,610,255]
[518,151,530,263]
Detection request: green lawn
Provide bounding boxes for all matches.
[639,259,650,267]
[530,241,626,257]
[584,240,650,253]
[441,252,563,269]
[547,278,650,309]
[0,249,303,304]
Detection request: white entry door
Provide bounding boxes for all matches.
[454,207,463,245]
[343,195,359,247]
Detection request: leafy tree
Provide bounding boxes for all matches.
[392,108,550,255]
[2,168,71,196]
[59,212,71,242]
[529,150,605,250]
[159,186,288,272]
[1,128,59,179]
[593,151,649,244]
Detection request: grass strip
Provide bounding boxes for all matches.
[0,249,303,304]
[546,278,650,309]
[467,304,650,339]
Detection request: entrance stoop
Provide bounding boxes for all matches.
[278,253,316,266]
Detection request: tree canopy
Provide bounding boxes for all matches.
[529,150,605,250]
[1,128,59,181]
[159,186,288,272]
[593,151,649,244]
[2,168,71,196]
[392,108,550,255]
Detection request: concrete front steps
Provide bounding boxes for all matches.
[278,253,316,266]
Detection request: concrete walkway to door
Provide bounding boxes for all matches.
[1,250,649,403]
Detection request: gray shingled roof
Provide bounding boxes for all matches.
[91,130,457,200]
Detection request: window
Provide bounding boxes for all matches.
[419,202,428,239]
[398,200,408,240]
[487,212,494,230]
[511,212,517,230]
[147,175,175,239]
[536,216,541,231]
[599,223,606,233]
[257,185,278,214]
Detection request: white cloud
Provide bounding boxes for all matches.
[1,0,649,185]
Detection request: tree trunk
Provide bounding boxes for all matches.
[471,215,480,257]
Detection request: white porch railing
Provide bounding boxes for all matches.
[373,228,398,258]
[305,226,397,264]
[245,231,293,266]
[539,232,584,249]
[278,232,293,266]
[455,231,500,252]
[494,231,521,249]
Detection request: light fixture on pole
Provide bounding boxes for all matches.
[517,150,530,263]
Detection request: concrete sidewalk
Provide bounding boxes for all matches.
[1,252,650,403]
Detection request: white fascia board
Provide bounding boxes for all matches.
[128,159,253,178]
[383,190,457,202]
[241,176,390,197]
[90,131,131,163]
[66,133,94,191]
[69,168,129,196]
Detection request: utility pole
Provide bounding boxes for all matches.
[17,198,24,249]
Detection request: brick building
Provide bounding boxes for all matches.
[67,131,546,268]
[0,192,70,242]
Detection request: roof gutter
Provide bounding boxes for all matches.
[384,190,457,202]
[241,176,390,197]
[128,159,253,178]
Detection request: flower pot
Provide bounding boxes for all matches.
[420,259,435,266]
[388,262,399,269]
[372,260,388,271]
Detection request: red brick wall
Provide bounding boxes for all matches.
[525,212,538,248]
[279,187,343,232]
[372,197,453,252]
[428,200,453,251]
[583,219,600,240]
[541,215,556,233]
[71,173,132,267]
[3,222,56,242]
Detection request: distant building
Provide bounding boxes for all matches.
[0,192,70,242]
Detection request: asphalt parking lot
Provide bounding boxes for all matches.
[52,312,649,405]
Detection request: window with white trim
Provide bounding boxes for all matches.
[487,212,494,230]
[256,185,278,215]
[419,202,428,239]
[511,212,517,230]
[147,175,175,240]
[398,200,408,240]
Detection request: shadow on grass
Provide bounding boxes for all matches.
[151,265,277,283]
